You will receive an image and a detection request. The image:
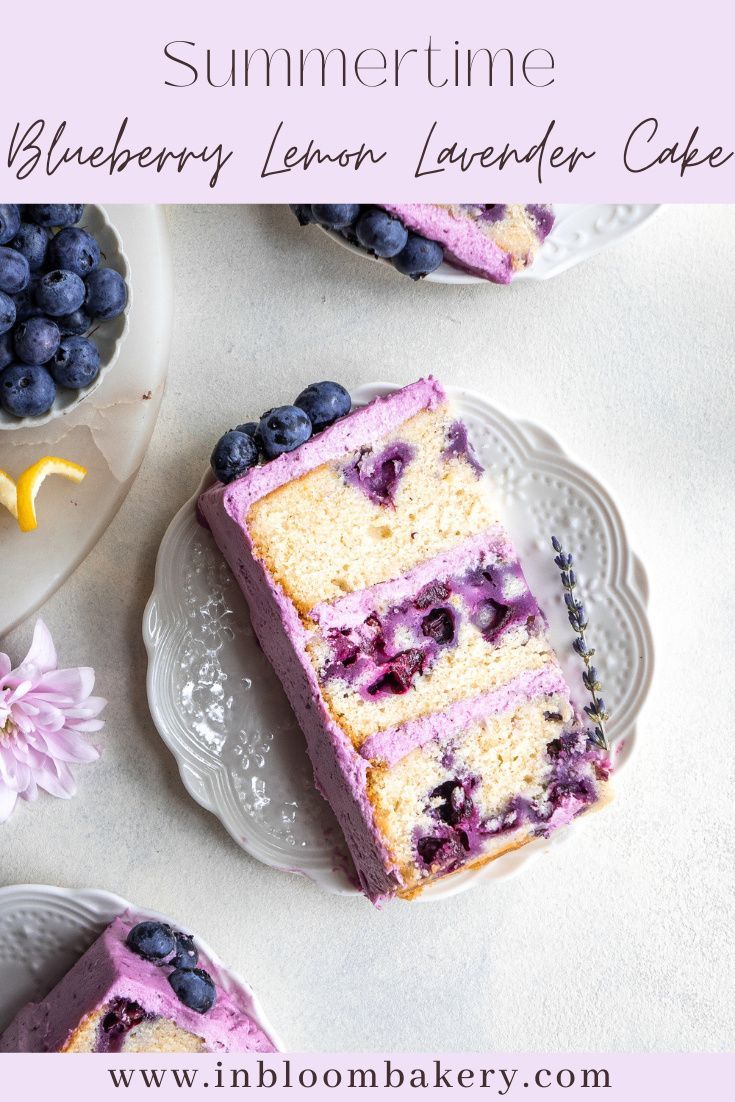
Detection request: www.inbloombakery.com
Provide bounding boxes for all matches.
[104,1059,613,1094]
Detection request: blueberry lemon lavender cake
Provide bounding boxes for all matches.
[0,915,276,1052]
[200,378,611,903]
[290,204,554,282]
